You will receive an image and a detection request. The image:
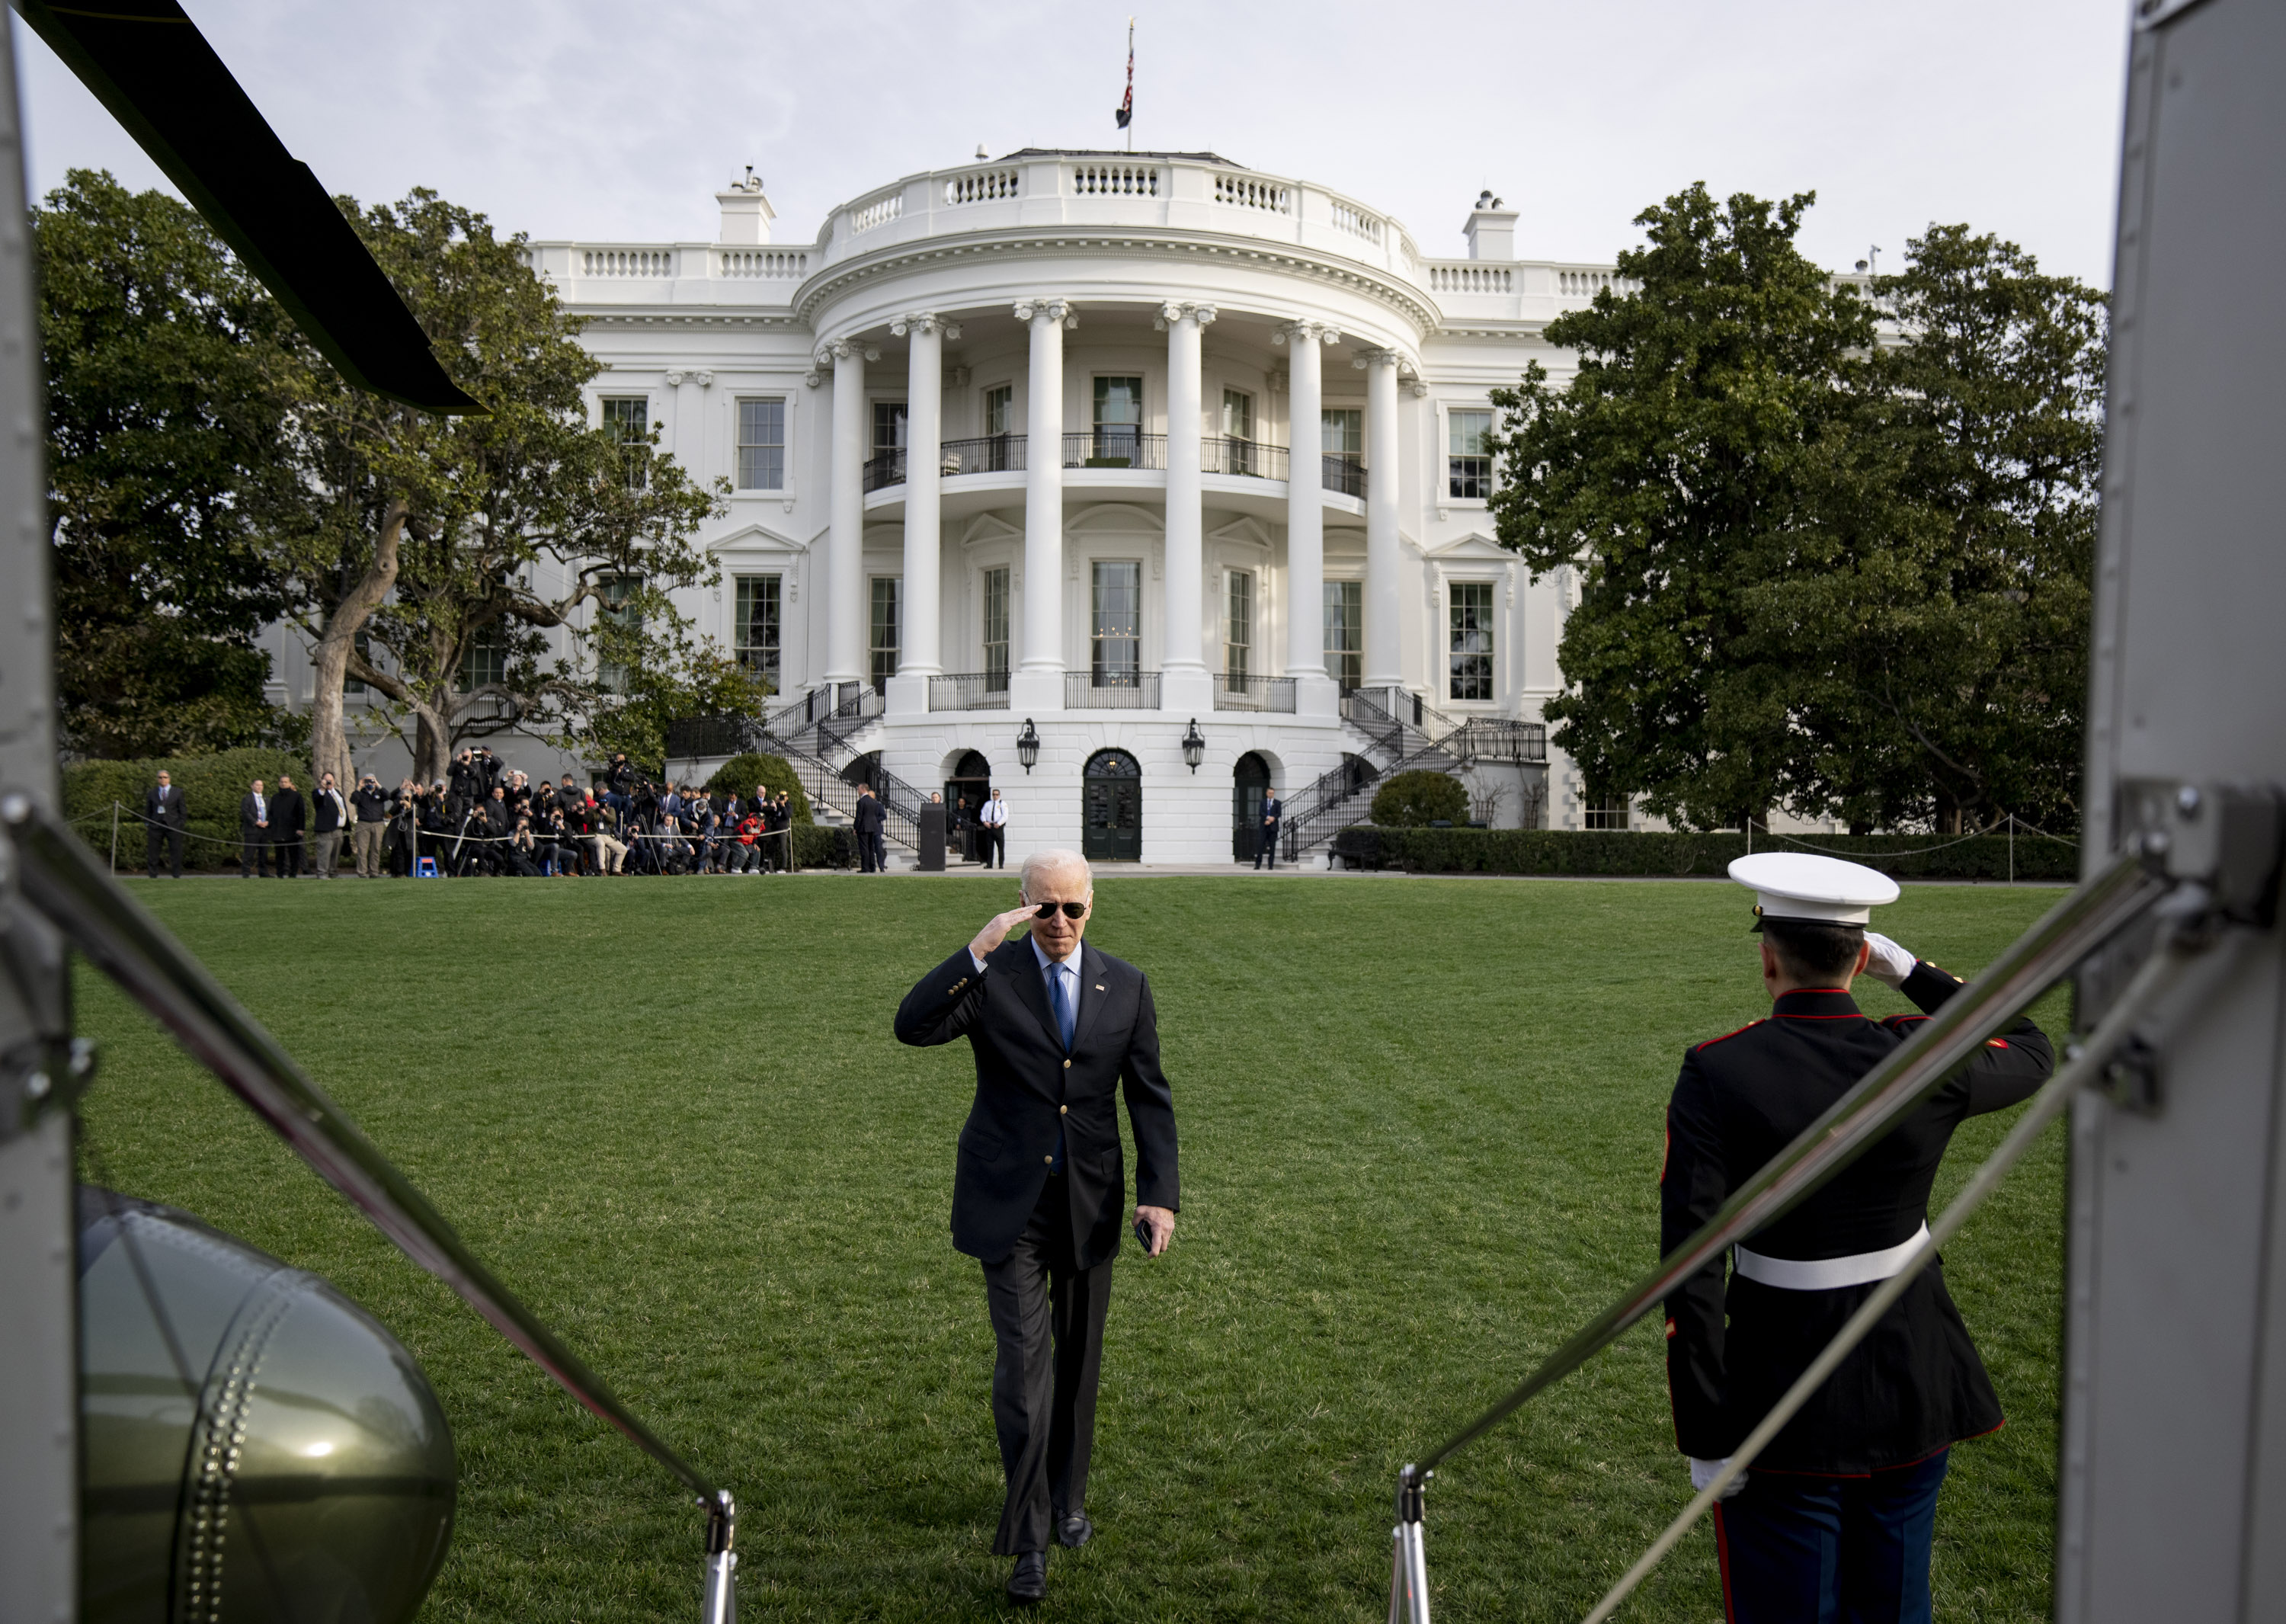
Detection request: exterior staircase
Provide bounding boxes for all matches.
[668,684,930,855]
[1278,690,1546,863]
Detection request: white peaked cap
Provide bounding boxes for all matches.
[1728,851,1900,927]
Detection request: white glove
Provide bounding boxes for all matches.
[1689,1457,1748,1500]
[1863,931,1917,988]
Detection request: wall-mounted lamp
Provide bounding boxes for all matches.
[1017,718,1041,774]
[1180,718,1205,774]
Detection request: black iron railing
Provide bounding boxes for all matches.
[929,672,1012,711]
[1203,437,1288,480]
[664,715,748,759]
[862,449,906,493]
[1323,454,1367,498]
[1213,674,1298,713]
[943,435,1026,476]
[1065,671,1161,709]
[1061,431,1166,469]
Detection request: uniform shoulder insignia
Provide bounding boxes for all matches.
[1695,1020,1763,1053]
[1883,1012,1929,1030]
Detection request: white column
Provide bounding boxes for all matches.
[1278,319,1338,713]
[1011,298,1071,713]
[1161,301,1215,713]
[1361,348,1404,690]
[887,312,956,715]
[823,338,868,687]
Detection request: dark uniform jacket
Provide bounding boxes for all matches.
[270,787,305,837]
[1661,960,2054,1474]
[852,795,887,837]
[895,935,1179,1269]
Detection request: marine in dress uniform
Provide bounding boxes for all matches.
[1662,853,2054,1624]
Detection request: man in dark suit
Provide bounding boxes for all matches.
[143,770,187,878]
[238,778,273,879]
[895,849,1179,1605]
[269,774,306,878]
[1254,791,1282,870]
[852,783,888,873]
[1663,854,2054,1624]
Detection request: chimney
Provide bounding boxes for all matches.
[718,168,776,245]
[1462,190,1517,261]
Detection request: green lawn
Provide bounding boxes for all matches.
[73,873,2075,1622]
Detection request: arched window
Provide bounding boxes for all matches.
[1082,748,1142,861]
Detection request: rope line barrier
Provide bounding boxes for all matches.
[1576,921,2240,1622]
[93,800,808,864]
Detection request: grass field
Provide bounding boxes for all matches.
[73,872,2076,1622]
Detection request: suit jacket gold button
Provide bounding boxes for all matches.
[1043,1155,1053,1165]
[1060,1104,1068,1115]
[1063,1058,1072,1068]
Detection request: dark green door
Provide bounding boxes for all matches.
[1083,748,1142,861]
[1232,751,1270,862]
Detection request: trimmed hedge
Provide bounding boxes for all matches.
[703,752,813,825]
[1369,769,1468,828]
[792,825,853,870]
[64,748,315,870]
[1329,826,2079,882]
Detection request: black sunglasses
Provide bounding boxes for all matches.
[1032,902,1088,920]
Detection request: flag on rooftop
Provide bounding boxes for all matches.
[1115,18,1133,131]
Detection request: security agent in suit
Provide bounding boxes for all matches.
[269,775,306,877]
[852,783,888,873]
[894,849,1178,1605]
[238,779,274,878]
[1662,853,2054,1624]
[1254,793,1282,870]
[143,771,188,877]
[142,771,187,878]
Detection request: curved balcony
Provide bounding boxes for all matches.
[860,432,1366,514]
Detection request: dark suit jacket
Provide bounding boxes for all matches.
[144,786,186,828]
[270,788,305,837]
[895,934,1179,1268]
[852,796,887,836]
[239,793,270,834]
[1661,961,2054,1472]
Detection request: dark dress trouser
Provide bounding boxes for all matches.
[1712,1450,1948,1624]
[146,822,184,878]
[981,1173,1114,1555]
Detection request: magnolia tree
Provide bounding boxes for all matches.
[281,190,734,787]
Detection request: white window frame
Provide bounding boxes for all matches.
[735,397,786,491]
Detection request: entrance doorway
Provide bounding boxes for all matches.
[1082,748,1142,861]
[943,750,991,863]
[1232,751,1271,863]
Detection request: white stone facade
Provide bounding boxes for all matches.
[302,151,1858,860]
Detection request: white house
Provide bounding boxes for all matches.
[296,150,1846,864]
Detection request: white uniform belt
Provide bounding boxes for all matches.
[1734,1223,1930,1291]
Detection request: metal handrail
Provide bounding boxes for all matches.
[1407,842,2166,1475]
[1322,453,1367,498]
[941,434,1026,476]
[861,449,905,494]
[1202,437,1289,480]
[927,672,1011,711]
[0,799,736,1592]
[1061,431,1165,470]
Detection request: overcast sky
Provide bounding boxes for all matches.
[14,0,2131,287]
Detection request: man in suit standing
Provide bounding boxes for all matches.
[270,774,306,878]
[143,770,187,878]
[852,783,888,873]
[895,849,1179,1605]
[239,778,272,879]
[311,773,348,878]
[978,788,1009,870]
[1254,790,1282,870]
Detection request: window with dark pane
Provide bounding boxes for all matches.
[734,574,781,690]
[602,397,648,490]
[1091,560,1141,686]
[1448,580,1494,701]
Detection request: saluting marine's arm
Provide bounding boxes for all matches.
[1893,958,2057,1114]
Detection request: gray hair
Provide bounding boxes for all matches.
[1019,848,1093,898]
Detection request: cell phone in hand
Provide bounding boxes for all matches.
[1133,1217,1154,1254]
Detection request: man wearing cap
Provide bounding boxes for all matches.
[1662,852,2054,1624]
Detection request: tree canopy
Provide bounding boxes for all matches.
[36,170,306,757]
[1490,185,2102,833]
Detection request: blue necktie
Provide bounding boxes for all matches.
[1050,965,1075,1050]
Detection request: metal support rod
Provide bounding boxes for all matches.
[1576,907,2244,1624]
[701,1488,738,1624]
[0,798,724,1512]
[1387,1465,1431,1624]
[1414,844,2165,1473]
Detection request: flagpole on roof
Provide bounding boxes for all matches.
[1119,17,1135,152]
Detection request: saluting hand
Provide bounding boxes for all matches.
[969,905,1038,963]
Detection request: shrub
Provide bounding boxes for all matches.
[702,753,812,825]
[65,747,316,870]
[1327,825,2079,881]
[792,825,854,870]
[1369,770,1468,828]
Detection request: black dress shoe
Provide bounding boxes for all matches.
[1006,1550,1047,1603]
[1055,1511,1093,1549]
